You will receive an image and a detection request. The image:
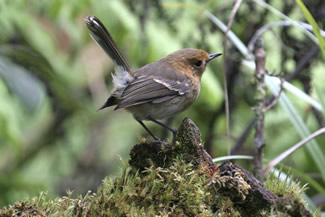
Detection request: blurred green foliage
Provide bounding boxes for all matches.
[0,0,324,211]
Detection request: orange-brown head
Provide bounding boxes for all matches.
[160,48,222,78]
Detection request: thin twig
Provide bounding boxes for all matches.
[231,118,256,155]
[248,21,292,53]
[264,128,325,176]
[264,78,284,111]
[286,45,319,81]
[223,0,243,155]
[253,39,267,181]
[247,20,325,52]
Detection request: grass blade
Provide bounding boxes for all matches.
[213,155,253,163]
[296,0,325,60]
[266,76,325,181]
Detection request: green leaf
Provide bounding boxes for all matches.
[296,0,325,60]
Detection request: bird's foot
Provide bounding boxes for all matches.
[153,136,162,142]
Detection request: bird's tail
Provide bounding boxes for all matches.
[85,16,131,73]
[85,16,134,111]
[96,95,118,111]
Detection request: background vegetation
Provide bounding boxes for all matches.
[0,0,324,213]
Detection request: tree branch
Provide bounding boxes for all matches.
[253,39,267,181]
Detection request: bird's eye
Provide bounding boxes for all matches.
[194,60,202,67]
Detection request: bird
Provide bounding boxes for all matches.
[85,16,221,144]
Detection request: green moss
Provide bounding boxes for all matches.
[96,159,214,216]
[0,119,314,216]
[265,172,313,217]
[265,172,306,200]
[0,159,314,217]
[0,160,231,216]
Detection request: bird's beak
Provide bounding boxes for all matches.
[207,53,222,63]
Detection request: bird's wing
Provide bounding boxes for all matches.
[114,76,191,110]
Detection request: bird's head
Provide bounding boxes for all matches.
[164,48,222,78]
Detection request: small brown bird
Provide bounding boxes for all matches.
[85,16,221,144]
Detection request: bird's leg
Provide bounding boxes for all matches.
[148,117,177,144]
[136,119,161,141]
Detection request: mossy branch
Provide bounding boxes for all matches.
[253,39,267,181]
[0,118,313,217]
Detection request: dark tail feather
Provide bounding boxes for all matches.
[97,96,118,112]
[85,16,131,73]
